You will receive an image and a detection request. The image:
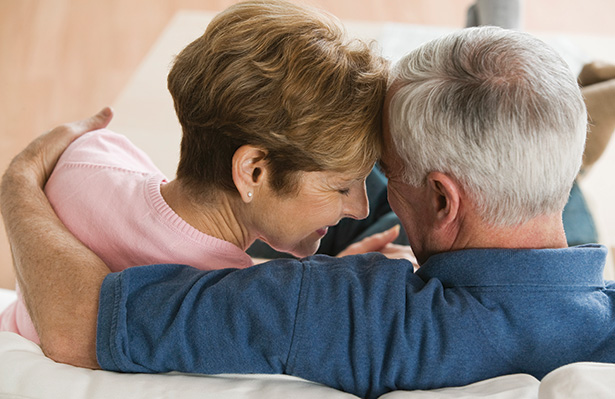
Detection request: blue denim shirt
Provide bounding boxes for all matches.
[97,245,615,398]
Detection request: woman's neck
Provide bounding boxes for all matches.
[159,179,251,250]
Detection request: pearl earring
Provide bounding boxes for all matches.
[247,192,253,198]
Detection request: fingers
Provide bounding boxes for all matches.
[40,107,114,177]
[68,107,113,137]
[379,243,417,260]
[39,107,114,147]
[337,225,401,257]
[56,107,113,143]
[366,224,401,249]
[4,108,114,188]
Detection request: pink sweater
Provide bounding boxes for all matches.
[0,129,253,342]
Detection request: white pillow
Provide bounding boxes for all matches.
[0,329,543,399]
[539,361,615,399]
[0,331,359,399]
[379,374,539,399]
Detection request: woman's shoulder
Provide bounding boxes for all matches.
[55,129,163,175]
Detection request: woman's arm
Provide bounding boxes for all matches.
[0,108,113,368]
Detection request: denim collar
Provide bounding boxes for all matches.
[415,244,608,288]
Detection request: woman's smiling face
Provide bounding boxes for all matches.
[252,170,370,258]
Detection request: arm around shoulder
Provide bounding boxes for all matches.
[96,260,307,374]
[0,109,113,368]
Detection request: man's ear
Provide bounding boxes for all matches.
[231,145,269,203]
[425,171,462,228]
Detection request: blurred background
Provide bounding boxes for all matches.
[1,0,615,289]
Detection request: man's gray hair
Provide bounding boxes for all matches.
[388,27,587,226]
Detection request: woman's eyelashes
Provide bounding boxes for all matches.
[338,188,351,196]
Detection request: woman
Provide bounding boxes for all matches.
[0,0,397,342]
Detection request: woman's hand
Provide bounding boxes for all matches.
[337,225,418,268]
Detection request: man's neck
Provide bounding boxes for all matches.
[159,180,251,250]
[457,212,569,251]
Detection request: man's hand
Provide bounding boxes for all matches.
[1,108,114,369]
[5,107,113,187]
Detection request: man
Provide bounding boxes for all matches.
[2,27,615,399]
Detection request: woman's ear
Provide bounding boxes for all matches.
[232,145,269,203]
[425,171,462,229]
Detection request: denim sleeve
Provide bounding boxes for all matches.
[97,247,615,399]
[96,254,490,399]
[97,260,306,374]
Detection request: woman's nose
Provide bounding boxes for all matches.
[344,182,369,220]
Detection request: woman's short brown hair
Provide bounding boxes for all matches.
[168,0,389,198]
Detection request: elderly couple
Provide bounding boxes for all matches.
[2,1,615,398]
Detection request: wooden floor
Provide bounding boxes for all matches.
[1,0,614,289]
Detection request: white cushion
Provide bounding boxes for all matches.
[539,361,615,399]
[0,331,358,399]
[0,329,542,399]
[379,374,539,399]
